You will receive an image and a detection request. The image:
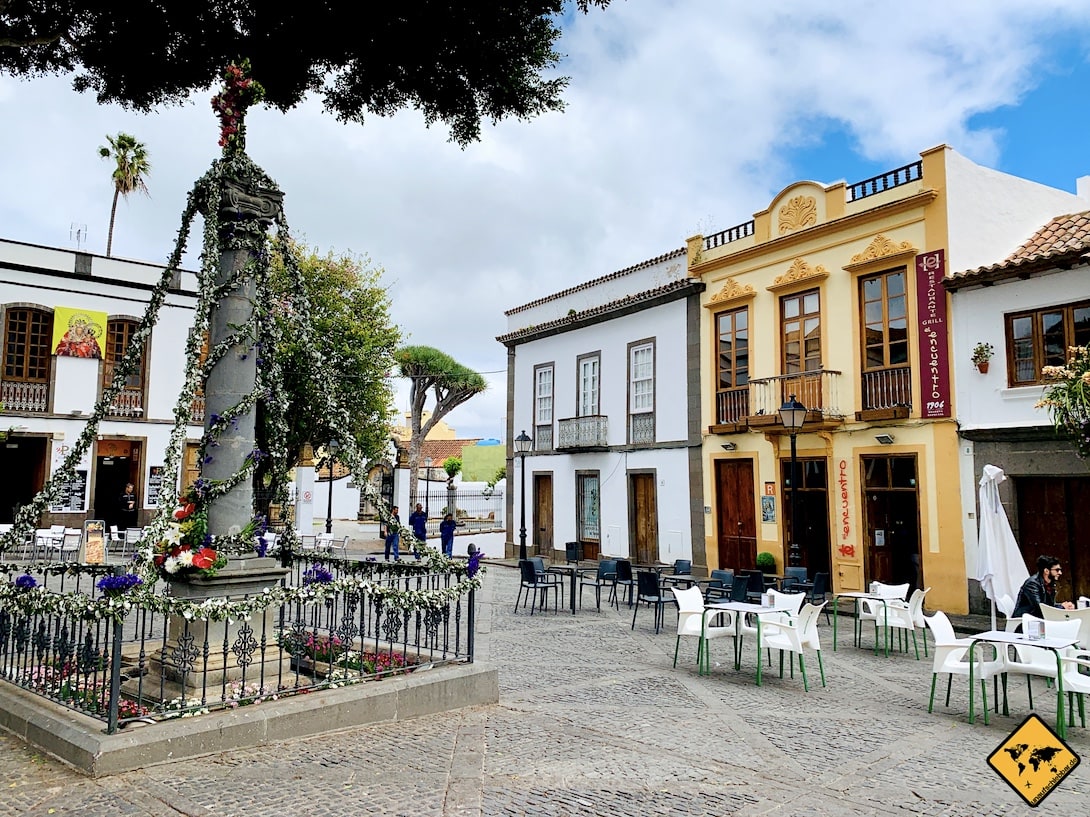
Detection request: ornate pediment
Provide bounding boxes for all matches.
[778,195,817,234]
[850,234,916,264]
[705,277,756,307]
[767,258,829,291]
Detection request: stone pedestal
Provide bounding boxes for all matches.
[125,560,292,703]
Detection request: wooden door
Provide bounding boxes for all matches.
[781,457,831,574]
[533,473,553,557]
[1017,477,1090,601]
[861,455,921,591]
[714,459,756,570]
[629,472,658,564]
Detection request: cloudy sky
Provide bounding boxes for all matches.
[3,1,1090,441]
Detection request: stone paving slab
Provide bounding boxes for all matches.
[2,564,1090,815]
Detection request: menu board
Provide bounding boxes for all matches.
[80,520,107,565]
[49,469,88,512]
[148,465,165,507]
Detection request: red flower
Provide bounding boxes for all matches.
[173,502,196,521]
[192,547,218,570]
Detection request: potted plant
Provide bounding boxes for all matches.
[755,551,777,573]
[971,342,994,374]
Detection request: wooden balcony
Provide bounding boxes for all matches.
[710,370,844,435]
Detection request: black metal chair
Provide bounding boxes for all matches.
[703,569,734,603]
[730,574,752,602]
[515,559,559,615]
[611,559,638,609]
[631,571,672,634]
[740,569,765,601]
[530,556,565,607]
[780,566,809,592]
[578,559,616,610]
[661,559,694,590]
[796,571,831,622]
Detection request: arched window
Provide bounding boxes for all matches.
[1,306,53,412]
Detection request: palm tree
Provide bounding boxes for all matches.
[98,133,151,257]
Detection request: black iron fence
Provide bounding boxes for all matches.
[0,555,476,734]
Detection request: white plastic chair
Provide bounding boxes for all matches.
[1041,605,1090,650]
[315,532,334,554]
[329,535,349,558]
[55,528,82,562]
[924,610,1006,715]
[760,602,828,691]
[122,528,143,557]
[670,585,708,669]
[108,525,124,552]
[1003,616,1081,710]
[298,534,317,553]
[878,586,930,659]
[1056,651,1090,730]
[856,582,909,649]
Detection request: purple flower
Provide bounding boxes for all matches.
[255,537,269,557]
[97,573,143,595]
[14,574,37,590]
[467,551,482,578]
[303,566,334,585]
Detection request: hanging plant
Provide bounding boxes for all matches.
[1037,345,1090,460]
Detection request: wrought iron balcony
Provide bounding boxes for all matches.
[0,379,48,413]
[857,366,912,419]
[556,415,609,450]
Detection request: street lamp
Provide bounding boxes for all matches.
[778,394,807,567]
[324,438,340,535]
[514,430,533,561]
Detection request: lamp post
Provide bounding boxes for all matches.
[423,456,432,520]
[514,430,533,561]
[324,438,340,535]
[777,394,806,568]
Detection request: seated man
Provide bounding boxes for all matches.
[1012,555,1075,620]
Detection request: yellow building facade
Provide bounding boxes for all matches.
[690,146,970,611]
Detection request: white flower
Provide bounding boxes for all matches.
[162,523,184,547]
[177,549,194,567]
[164,556,180,574]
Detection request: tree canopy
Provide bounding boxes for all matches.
[1,1,610,144]
[396,345,487,503]
[268,241,400,469]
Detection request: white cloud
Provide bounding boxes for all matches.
[4,1,1090,440]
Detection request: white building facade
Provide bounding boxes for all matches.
[499,250,707,566]
[946,209,1090,608]
[0,238,202,529]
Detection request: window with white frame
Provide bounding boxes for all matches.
[533,363,554,451]
[577,352,600,417]
[628,339,654,443]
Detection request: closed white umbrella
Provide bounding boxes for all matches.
[975,464,1030,630]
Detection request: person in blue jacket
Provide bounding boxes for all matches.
[439,512,461,558]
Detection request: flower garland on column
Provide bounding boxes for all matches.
[0,59,464,597]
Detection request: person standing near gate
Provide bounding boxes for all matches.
[119,482,138,529]
[439,512,462,558]
[383,505,401,561]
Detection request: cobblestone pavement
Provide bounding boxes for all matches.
[2,566,1089,816]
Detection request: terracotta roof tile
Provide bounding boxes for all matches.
[503,247,686,316]
[1004,210,1090,262]
[497,278,702,345]
[946,209,1090,289]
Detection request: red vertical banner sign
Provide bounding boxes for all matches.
[915,249,951,418]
